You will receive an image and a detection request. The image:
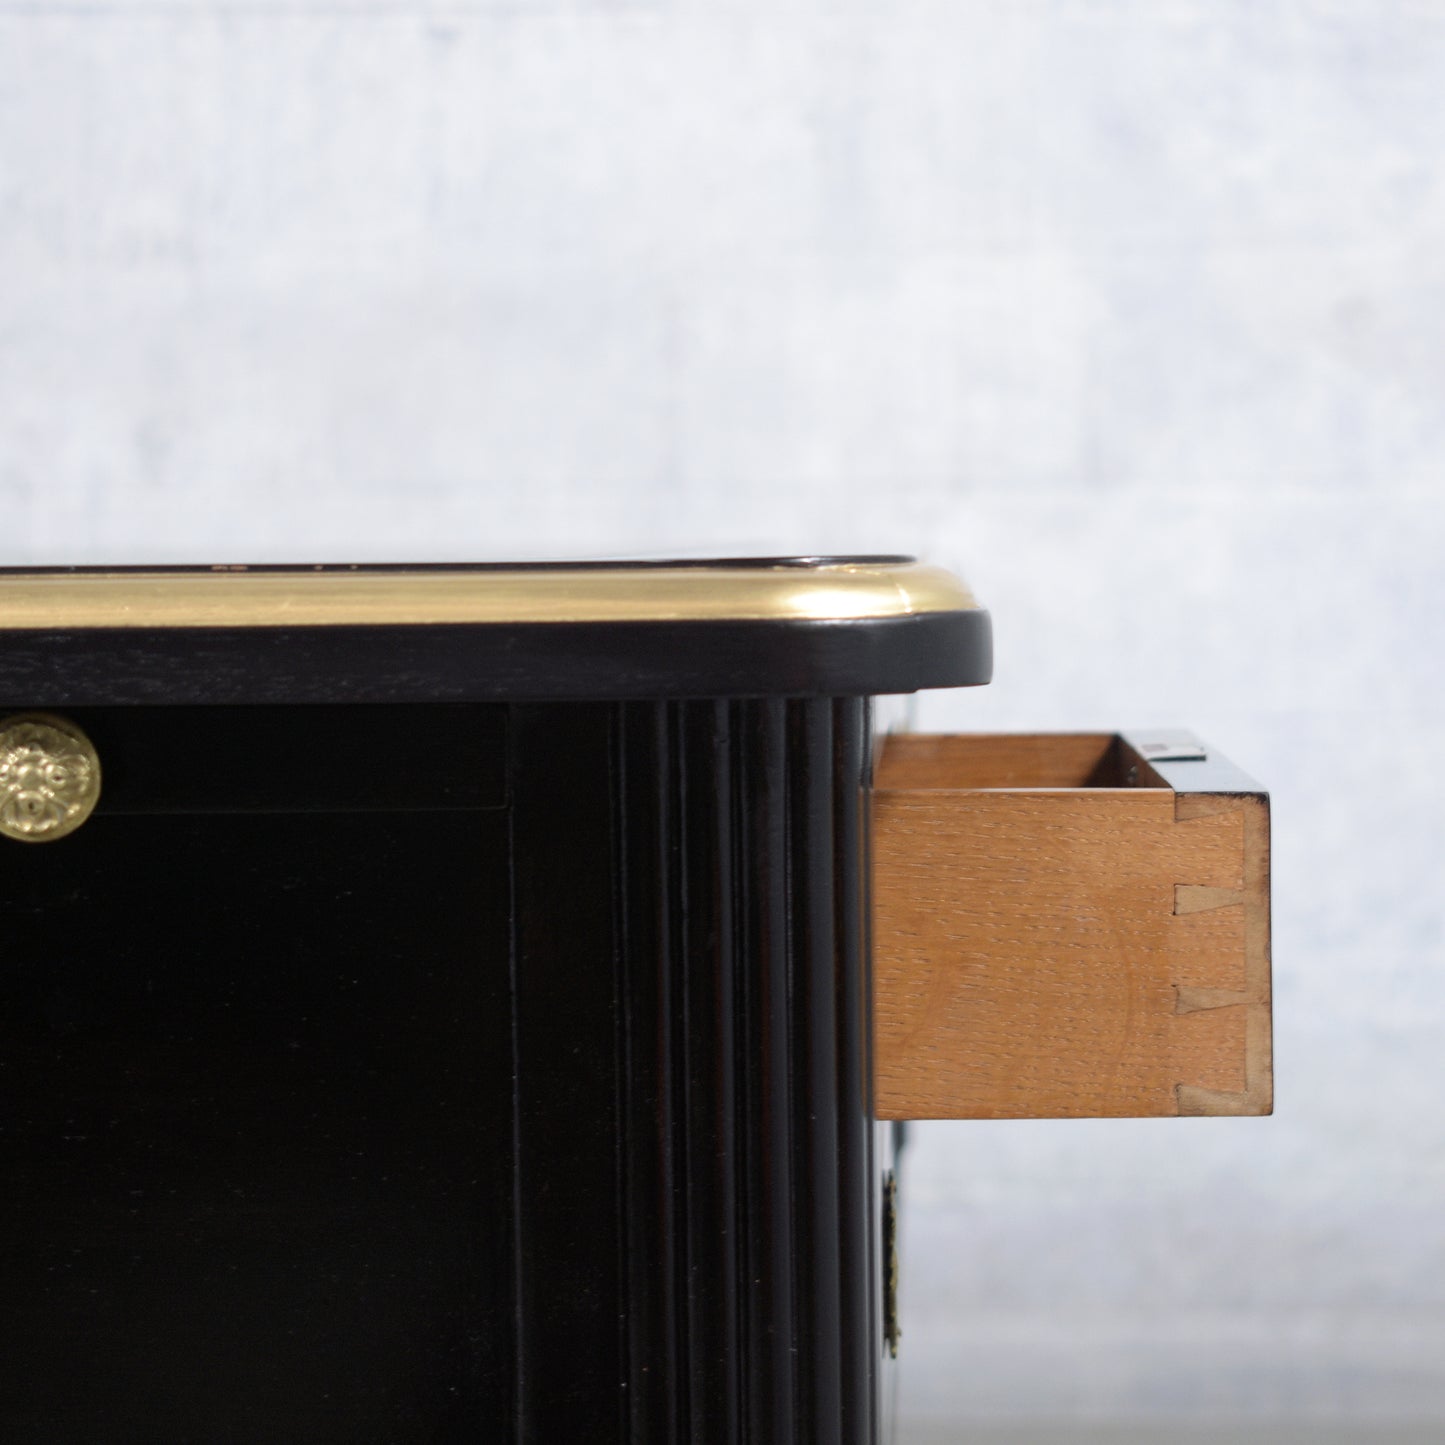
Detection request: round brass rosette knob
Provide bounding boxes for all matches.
[0,713,102,843]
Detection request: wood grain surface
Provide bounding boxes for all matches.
[873,734,1271,1119]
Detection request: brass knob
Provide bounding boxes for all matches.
[0,713,102,843]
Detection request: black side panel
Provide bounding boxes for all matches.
[4,697,878,1442]
[0,705,516,1443]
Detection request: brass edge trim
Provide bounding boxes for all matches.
[0,563,979,630]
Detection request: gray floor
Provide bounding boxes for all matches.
[904,1428,1445,1445]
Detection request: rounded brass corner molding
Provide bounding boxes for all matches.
[0,712,102,843]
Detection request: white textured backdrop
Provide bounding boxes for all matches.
[3,1,1443,1436]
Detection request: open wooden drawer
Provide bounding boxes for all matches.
[873,732,1271,1120]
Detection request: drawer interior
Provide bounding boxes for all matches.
[875,731,1167,791]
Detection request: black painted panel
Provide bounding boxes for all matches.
[58,704,509,815]
[0,715,514,1442]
